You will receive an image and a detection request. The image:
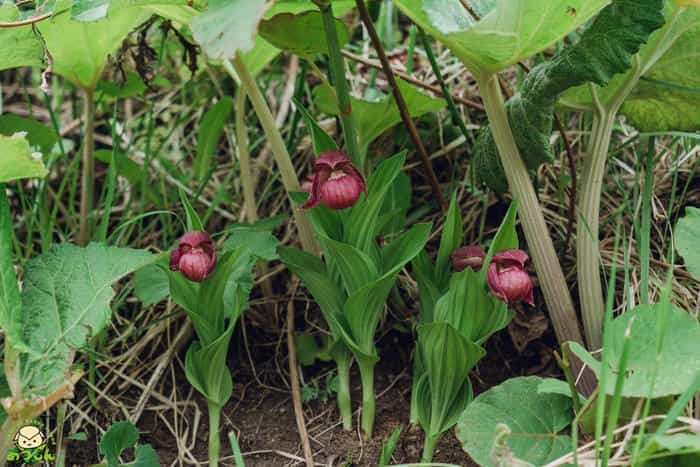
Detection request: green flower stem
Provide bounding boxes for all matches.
[77,87,95,246]
[421,433,440,463]
[358,361,376,438]
[336,355,353,431]
[315,0,363,169]
[226,55,319,255]
[234,88,257,224]
[476,73,594,393]
[208,403,222,467]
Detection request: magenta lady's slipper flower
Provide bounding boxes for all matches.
[300,175,314,193]
[170,231,217,282]
[487,249,534,306]
[302,150,366,210]
[451,245,486,271]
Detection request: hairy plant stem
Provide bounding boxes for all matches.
[235,88,257,224]
[208,403,221,467]
[421,433,440,463]
[0,417,22,467]
[476,73,594,394]
[226,55,319,255]
[336,354,353,431]
[77,87,95,246]
[577,59,642,350]
[315,1,363,169]
[358,361,375,438]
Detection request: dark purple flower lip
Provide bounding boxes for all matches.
[170,230,217,282]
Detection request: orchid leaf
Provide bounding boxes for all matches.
[259,11,350,58]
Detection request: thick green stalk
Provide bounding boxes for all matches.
[476,73,594,393]
[421,433,440,463]
[226,55,319,255]
[315,0,363,168]
[577,111,614,351]
[77,87,95,246]
[0,417,22,467]
[208,403,222,467]
[358,361,376,438]
[234,88,257,223]
[336,355,353,431]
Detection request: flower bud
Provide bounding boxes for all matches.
[302,150,367,210]
[170,231,217,282]
[486,249,534,306]
[451,245,486,271]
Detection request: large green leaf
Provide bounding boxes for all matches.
[0,115,59,156]
[185,323,234,407]
[570,304,700,398]
[18,243,155,396]
[0,190,20,343]
[0,5,45,71]
[319,235,379,294]
[0,134,48,183]
[190,0,270,59]
[194,96,233,181]
[561,3,700,132]
[433,193,463,289]
[35,1,150,89]
[99,421,138,467]
[474,0,666,192]
[416,322,484,437]
[314,79,445,151]
[259,11,350,58]
[456,376,573,467]
[394,0,609,73]
[675,206,700,279]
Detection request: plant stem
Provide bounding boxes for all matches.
[234,88,257,224]
[208,403,222,467]
[358,361,376,438]
[77,87,95,246]
[476,73,594,394]
[226,55,319,255]
[315,1,363,169]
[577,112,614,350]
[421,433,440,463]
[356,0,446,210]
[336,355,353,431]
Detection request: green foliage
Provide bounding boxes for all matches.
[313,79,445,153]
[561,3,700,132]
[0,134,48,183]
[99,420,159,467]
[0,115,59,156]
[570,303,700,398]
[259,11,350,58]
[456,376,574,467]
[133,263,170,306]
[674,206,700,279]
[295,100,338,154]
[473,0,666,193]
[190,0,270,59]
[194,96,234,182]
[378,426,403,467]
[0,4,45,71]
[17,244,155,396]
[393,0,608,73]
[0,189,21,349]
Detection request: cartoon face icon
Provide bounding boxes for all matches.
[13,425,45,450]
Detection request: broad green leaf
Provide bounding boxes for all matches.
[313,79,445,150]
[0,5,44,71]
[0,189,20,341]
[0,134,48,183]
[185,323,234,407]
[133,263,170,306]
[178,188,203,231]
[0,115,58,156]
[194,96,233,181]
[394,0,609,73]
[320,235,379,294]
[72,0,109,21]
[570,304,700,398]
[35,1,150,89]
[223,225,281,261]
[295,99,338,155]
[259,11,350,57]
[456,376,573,467]
[18,243,155,396]
[130,444,160,467]
[474,0,666,192]
[377,171,412,235]
[417,322,484,437]
[639,434,700,465]
[434,193,463,288]
[99,421,138,467]
[560,4,700,132]
[380,222,432,274]
[190,0,270,59]
[675,206,700,278]
[412,250,441,324]
[97,71,147,98]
